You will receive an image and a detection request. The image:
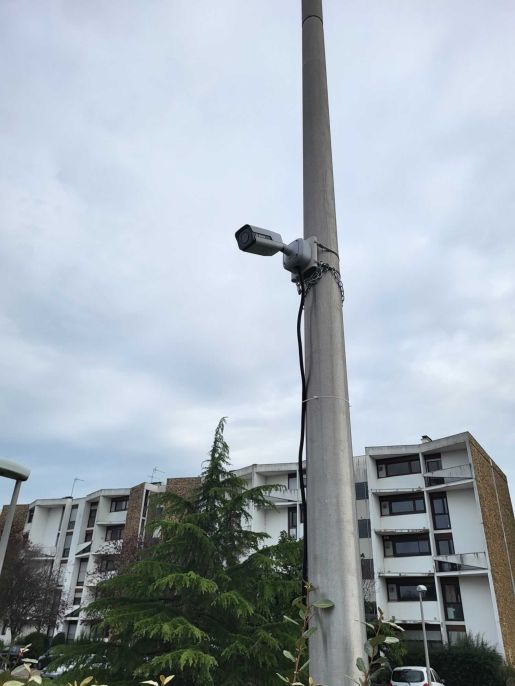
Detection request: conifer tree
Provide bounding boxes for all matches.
[64,419,301,686]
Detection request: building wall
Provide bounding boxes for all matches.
[459,575,498,648]
[470,436,515,663]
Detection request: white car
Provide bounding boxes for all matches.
[391,666,445,686]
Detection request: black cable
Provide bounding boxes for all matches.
[316,241,340,260]
[296,272,308,598]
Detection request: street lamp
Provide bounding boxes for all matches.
[0,458,31,577]
[417,584,432,686]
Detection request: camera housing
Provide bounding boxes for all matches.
[235,225,285,256]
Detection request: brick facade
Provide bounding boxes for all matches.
[469,435,515,664]
[166,477,201,499]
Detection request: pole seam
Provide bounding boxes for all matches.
[302,14,322,26]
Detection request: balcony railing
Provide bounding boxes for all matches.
[435,551,487,572]
[424,463,472,487]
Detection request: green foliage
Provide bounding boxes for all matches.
[353,608,404,686]
[14,633,49,659]
[404,633,508,686]
[51,633,66,647]
[275,582,332,686]
[366,615,406,673]
[56,419,301,686]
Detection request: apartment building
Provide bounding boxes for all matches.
[0,481,166,643]
[232,458,374,596]
[234,433,514,660]
[365,432,514,662]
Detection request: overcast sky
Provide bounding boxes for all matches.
[1,0,514,504]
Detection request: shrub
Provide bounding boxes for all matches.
[52,632,66,646]
[404,634,506,686]
[15,631,49,658]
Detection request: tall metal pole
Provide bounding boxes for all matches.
[418,590,432,686]
[0,479,22,576]
[302,1,365,682]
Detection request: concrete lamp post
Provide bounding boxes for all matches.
[0,458,31,577]
[417,584,432,686]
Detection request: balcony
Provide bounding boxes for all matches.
[424,463,472,488]
[435,551,487,573]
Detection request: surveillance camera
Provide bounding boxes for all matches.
[235,225,285,256]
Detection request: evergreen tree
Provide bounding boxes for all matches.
[61,419,301,686]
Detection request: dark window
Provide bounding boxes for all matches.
[84,530,93,543]
[380,493,425,516]
[430,494,451,529]
[425,454,444,486]
[76,559,88,586]
[435,533,454,555]
[355,482,369,500]
[67,505,78,530]
[386,577,436,602]
[62,532,73,558]
[442,579,464,620]
[392,669,425,683]
[87,503,98,528]
[99,557,117,573]
[287,473,297,490]
[383,534,431,557]
[27,508,34,524]
[288,506,297,537]
[110,497,129,512]
[361,558,374,580]
[73,592,82,606]
[299,504,305,524]
[66,622,77,642]
[447,625,467,644]
[105,525,124,542]
[377,456,421,478]
[358,519,371,538]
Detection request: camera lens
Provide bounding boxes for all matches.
[239,228,252,247]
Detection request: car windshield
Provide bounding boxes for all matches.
[393,669,425,683]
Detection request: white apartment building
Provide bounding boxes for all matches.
[0,482,163,643]
[235,433,514,661]
[366,432,513,661]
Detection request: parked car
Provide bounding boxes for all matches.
[391,666,445,686]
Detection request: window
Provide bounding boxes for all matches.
[287,473,298,490]
[383,534,431,557]
[392,669,425,683]
[73,591,83,606]
[105,525,124,542]
[435,533,454,555]
[358,519,371,538]
[425,454,444,486]
[99,557,117,573]
[361,558,374,580]
[377,456,421,478]
[62,532,73,558]
[447,625,467,645]
[66,622,77,642]
[435,533,457,571]
[299,504,305,524]
[27,508,34,524]
[76,559,88,586]
[355,482,369,500]
[110,497,129,513]
[380,493,425,516]
[288,507,297,537]
[386,578,436,601]
[84,530,93,543]
[87,503,98,528]
[67,505,78,530]
[430,494,451,529]
[442,579,464,620]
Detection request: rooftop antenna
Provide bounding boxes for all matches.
[148,467,165,484]
[71,477,85,498]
